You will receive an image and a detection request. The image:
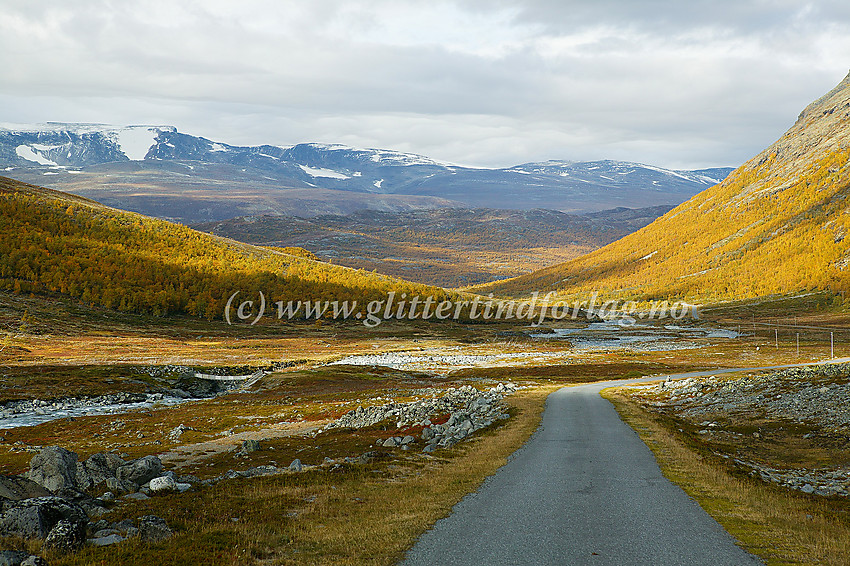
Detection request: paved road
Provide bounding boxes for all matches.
[402,363,850,566]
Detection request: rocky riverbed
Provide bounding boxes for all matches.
[0,393,190,429]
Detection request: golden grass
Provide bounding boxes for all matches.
[604,388,850,565]
[39,387,554,566]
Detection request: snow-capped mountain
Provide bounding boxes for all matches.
[0,123,733,221]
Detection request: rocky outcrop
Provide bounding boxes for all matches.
[325,383,516,452]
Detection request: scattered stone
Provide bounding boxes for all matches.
[167,424,190,442]
[89,533,124,546]
[289,459,303,472]
[124,492,149,501]
[138,515,172,542]
[400,435,415,445]
[238,439,260,455]
[801,484,815,494]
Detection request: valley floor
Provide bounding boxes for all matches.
[0,290,848,564]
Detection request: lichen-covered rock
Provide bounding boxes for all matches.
[44,518,86,552]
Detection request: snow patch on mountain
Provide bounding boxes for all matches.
[299,164,351,179]
[113,127,161,160]
[15,145,57,166]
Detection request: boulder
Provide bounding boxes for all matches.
[0,551,45,566]
[89,533,124,546]
[149,476,177,493]
[44,518,86,552]
[0,476,51,501]
[115,455,162,486]
[105,477,137,495]
[400,435,415,445]
[76,452,125,490]
[24,447,78,492]
[237,439,260,455]
[288,459,303,472]
[421,427,435,441]
[0,496,87,539]
[0,551,29,566]
[138,515,172,542]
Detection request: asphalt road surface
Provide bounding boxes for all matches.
[400,367,797,566]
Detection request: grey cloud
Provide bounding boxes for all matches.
[0,0,848,169]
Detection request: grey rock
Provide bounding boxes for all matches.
[76,452,125,491]
[0,496,87,539]
[25,446,78,492]
[0,475,51,501]
[237,439,260,455]
[89,533,124,546]
[115,455,162,486]
[44,518,86,552]
[21,555,48,566]
[421,427,435,441]
[400,435,415,445]
[124,492,149,501]
[138,515,172,542]
[105,477,136,495]
[0,551,29,566]
[289,459,303,472]
[382,437,400,447]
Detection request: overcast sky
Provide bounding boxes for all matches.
[0,1,848,169]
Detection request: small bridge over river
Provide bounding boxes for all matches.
[193,369,265,390]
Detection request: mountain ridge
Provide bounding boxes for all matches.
[0,123,732,220]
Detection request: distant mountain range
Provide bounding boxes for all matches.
[0,123,732,221]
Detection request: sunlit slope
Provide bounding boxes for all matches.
[480,72,850,303]
[0,176,447,318]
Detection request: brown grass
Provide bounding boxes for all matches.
[34,387,554,565]
[604,388,850,565]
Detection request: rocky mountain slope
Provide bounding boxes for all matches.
[481,71,850,303]
[0,123,731,221]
